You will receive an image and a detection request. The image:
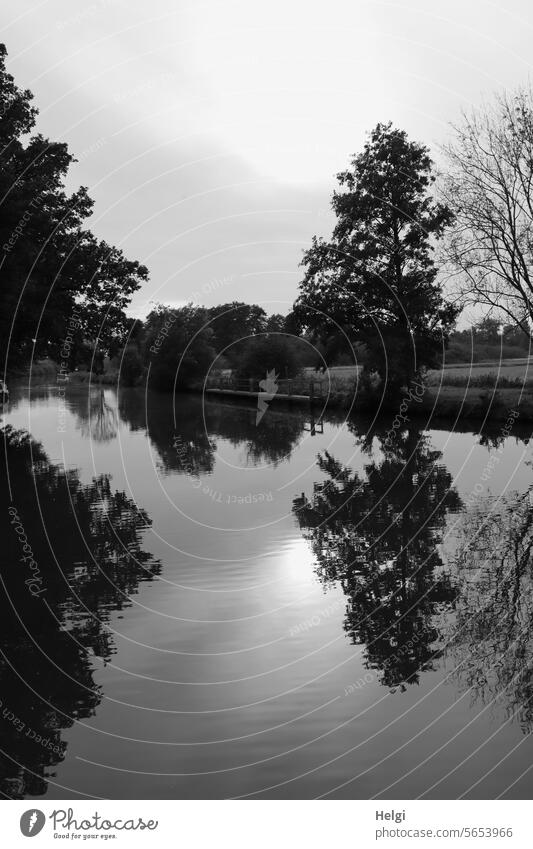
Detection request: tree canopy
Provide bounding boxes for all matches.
[295,123,458,391]
[144,304,216,390]
[0,44,147,373]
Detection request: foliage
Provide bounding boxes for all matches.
[0,44,147,373]
[206,302,267,366]
[234,334,304,381]
[446,317,531,363]
[265,313,286,332]
[119,344,144,387]
[295,123,458,393]
[144,304,216,390]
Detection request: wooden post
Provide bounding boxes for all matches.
[288,379,292,398]
[249,378,254,393]
[309,380,314,403]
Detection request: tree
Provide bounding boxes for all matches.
[472,316,501,345]
[119,344,143,387]
[444,88,533,334]
[144,305,216,390]
[206,302,266,366]
[295,123,458,392]
[0,44,147,373]
[265,313,286,332]
[235,334,303,381]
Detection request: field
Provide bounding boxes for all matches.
[301,359,533,419]
[430,357,533,381]
[304,358,533,384]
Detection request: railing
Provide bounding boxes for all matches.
[205,374,325,400]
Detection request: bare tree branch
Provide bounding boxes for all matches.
[442,88,533,335]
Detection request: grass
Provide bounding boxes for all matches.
[430,360,533,381]
[55,369,120,386]
[311,370,533,421]
[427,373,533,389]
[420,385,533,421]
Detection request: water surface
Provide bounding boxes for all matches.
[2,384,533,799]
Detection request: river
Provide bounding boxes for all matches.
[2,383,533,799]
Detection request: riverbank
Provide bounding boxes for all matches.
[420,385,533,421]
[200,380,533,422]
[15,363,533,422]
[319,381,533,421]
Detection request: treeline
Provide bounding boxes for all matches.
[115,303,318,390]
[447,318,531,363]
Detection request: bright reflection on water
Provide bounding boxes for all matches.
[2,384,533,799]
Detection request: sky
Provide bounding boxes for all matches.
[4,0,533,320]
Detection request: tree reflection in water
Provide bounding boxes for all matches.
[118,389,217,475]
[1,425,160,798]
[293,425,461,690]
[204,399,309,466]
[116,390,311,473]
[84,388,118,443]
[60,386,119,443]
[448,491,533,733]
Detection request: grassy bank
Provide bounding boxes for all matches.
[15,362,533,422]
[419,385,533,421]
[313,375,533,421]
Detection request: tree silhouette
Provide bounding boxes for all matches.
[295,123,458,393]
[0,44,147,372]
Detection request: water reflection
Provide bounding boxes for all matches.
[449,492,533,732]
[3,385,533,799]
[117,391,314,472]
[205,400,310,466]
[294,425,461,689]
[78,388,119,443]
[1,425,160,798]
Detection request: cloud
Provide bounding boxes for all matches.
[4,0,533,314]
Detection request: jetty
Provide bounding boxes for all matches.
[205,376,325,406]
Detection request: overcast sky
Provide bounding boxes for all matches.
[5,0,533,318]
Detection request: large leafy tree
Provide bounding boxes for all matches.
[234,334,303,381]
[0,44,147,372]
[144,304,216,390]
[295,123,458,391]
[206,302,267,366]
